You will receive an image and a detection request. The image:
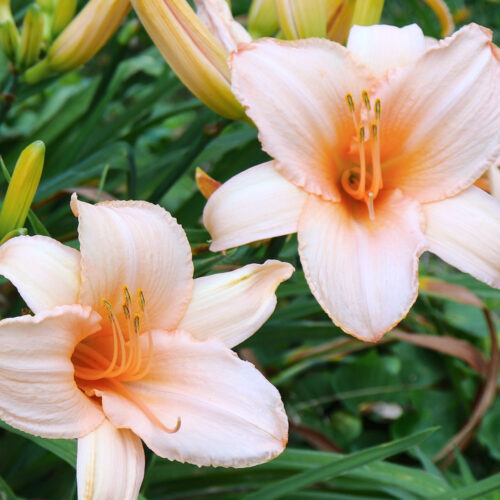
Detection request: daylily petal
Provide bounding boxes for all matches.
[72,196,193,331]
[378,24,500,203]
[178,260,294,348]
[423,186,500,289]
[346,24,426,79]
[0,305,104,438]
[203,162,307,251]
[0,235,80,313]
[195,0,251,53]
[100,331,288,467]
[298,191,426,341]
[77,419,144,500]
[230,38,375,202]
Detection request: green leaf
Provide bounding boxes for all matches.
[243,428,437,500]
[0,419,76,467]
[431,473,500,500]
[0,474,18,500]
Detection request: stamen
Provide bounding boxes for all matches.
[345,92,358,130]
[369,122,382,197]
[367,192,375,220]
[362,90,371,111]
[375,98,381,120]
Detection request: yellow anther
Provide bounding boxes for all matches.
[138,289,146,311]
[123,286,132,306]
[134,315,141,334]
[102,299,113,313]
[122,303,130,320]
[359,126,365,142]
[375,99,381,120]
[371,123,377,138]
[346,93,355,113]
[362,90,371,110]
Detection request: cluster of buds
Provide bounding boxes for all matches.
[0,141,45,245]
[0,0,130,83]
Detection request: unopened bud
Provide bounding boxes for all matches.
[51,0,77,38]
[248,0,279,38]
[0,141,45,241]
[17,4,45,70]
[48,0,131,73]
[132,0,246,120]
[0,19,19,61]
[195,167,221,199]
[0,0,14,24]
[276,0,327,39]
[351,0,385,27]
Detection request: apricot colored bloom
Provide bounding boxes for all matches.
[0,196,292,499]
[204,23,500,342]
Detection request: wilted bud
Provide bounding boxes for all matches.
[0,141,45,242]
[0,19,19,61]
[195,167,221,199]
[17,4,45,70]
[48,0,130,72]
[276,0,327,39]
[132,0,247,120]
[51,0,77,38]
[248,0,279,38]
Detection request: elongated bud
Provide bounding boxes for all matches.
[47,0,131,73]
[422,0,454,37]
[0,141,45,241]
[195,167,221,199]
[35,0,54,10]
[51,0,77,38]
[0,19,19,61]
[0,0,14,24]
[276,0,327,39]
[132,0,246,120]
[248,0,279,38]
[326,0,355,43]
[17,4,45,70]
[351,0,384,27]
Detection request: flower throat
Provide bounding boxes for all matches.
[341,91,382,220]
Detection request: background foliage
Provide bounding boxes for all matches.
[0,0,500,498]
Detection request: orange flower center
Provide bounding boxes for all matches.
[73,286,153,383]
[341,91,383,220]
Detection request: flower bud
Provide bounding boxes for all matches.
[0,0,14,24]
[195,167,221,199]
[351,0,385,27]
[17,4,44,70]
[132,0,246,120]
[51,0,77,38]
[248,0,279,38]
[48,0,131,73]
[276,0,327,39]
[0,19,19,61]
[0,141,45,241]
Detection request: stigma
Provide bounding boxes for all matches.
[342,91,383,220]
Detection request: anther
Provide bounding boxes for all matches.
[134,314,141,334]
[375,99,381,120]
[345,93,355,112]
[123,303,130,320]
[123,286,132,306]
[362,90,371,110]
[138,289,146,311]
[359,125,365,142]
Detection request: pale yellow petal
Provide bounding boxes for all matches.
[72,196,194,332]
[423,186,500,289]
[179,260,294,348]
[0,235,80,313]
[298,191,426,342]
[100,331,288,467]
[0,305,104,438]
[203,162,307,251]
[77,419,144,500]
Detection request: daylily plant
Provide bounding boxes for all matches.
[0,196,292,499]
[204,23,500,342]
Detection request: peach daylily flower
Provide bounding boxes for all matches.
[0,196,293,499]
[204,23,500,342]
